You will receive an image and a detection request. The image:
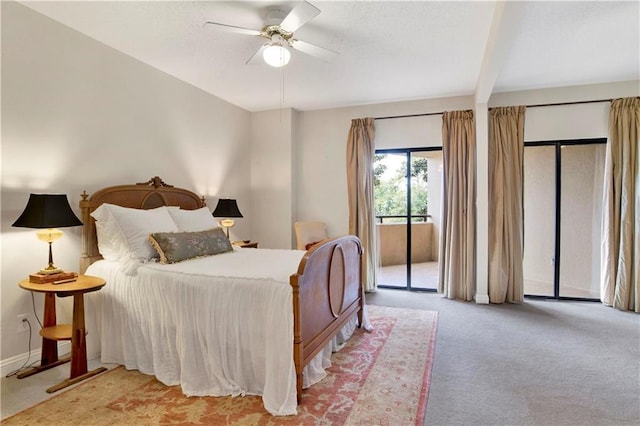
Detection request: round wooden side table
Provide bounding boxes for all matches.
[18,274,107,393]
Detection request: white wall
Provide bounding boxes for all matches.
[1,2,251,366]
[375,114,444,149]
[249,108,297,249]
[489,81,638,140]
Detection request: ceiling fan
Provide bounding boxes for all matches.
[204,1,338,67]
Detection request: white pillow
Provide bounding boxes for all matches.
[93,219,126,261]
[91,204,179,263]
[167,207,218,232]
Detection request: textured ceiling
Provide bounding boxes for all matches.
[19,1,640,112]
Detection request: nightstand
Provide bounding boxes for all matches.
[18,275,107,393]
[233,241,258,248]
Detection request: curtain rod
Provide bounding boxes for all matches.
[514,98,612,109]
[374,111,443,120]
[373,98,614,121]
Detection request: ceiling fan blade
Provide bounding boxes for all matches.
[279,1,320,33]
[204,21,262,37]
[290,39,338,62]
[246,43,269,65]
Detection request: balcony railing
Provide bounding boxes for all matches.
[375,214,431,224]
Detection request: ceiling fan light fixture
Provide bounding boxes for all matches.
[263,43,291,67]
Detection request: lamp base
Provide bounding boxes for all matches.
[38,266,63,275]
[219,219,235,239]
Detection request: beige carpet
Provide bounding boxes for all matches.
[3,305,437,425]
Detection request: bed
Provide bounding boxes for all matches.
[79,177,368,416]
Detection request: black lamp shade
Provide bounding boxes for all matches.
[212,199,243,218]
[12,194,83,229]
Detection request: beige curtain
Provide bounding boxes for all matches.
[347,117,378,292]
[601,97,639,312]
[488,106,526,303]
[439,110,475,300]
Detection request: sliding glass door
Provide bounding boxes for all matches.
[523,139,605,300]
[375,152,409,288]
[523,145,556,296]
[558,143,605,298]
[374,149,442,291]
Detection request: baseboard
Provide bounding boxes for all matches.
[1,342,71,377]
[474,294,490,304]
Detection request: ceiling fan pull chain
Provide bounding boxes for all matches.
[280,68,286,122]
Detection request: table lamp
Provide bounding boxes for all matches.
[212,198,243,238]
[12,194,83,275]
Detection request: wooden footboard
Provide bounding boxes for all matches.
[290,235,364,402]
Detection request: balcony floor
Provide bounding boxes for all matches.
[378,261,439,290]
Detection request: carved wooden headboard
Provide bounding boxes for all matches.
[79,176,206,273]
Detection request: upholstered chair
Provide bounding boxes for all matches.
[294,221,328,250]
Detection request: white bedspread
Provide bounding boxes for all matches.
[85,247,362,416]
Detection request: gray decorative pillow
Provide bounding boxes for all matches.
[148,228,233,264]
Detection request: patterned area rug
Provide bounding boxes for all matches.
[4,305,437,425]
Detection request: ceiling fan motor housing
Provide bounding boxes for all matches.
[262,25,293,42]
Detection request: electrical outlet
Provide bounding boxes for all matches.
[17,314,31,333]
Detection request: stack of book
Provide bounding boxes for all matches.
[29,271,78,284]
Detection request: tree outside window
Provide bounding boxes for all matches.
[374,154,429,223]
